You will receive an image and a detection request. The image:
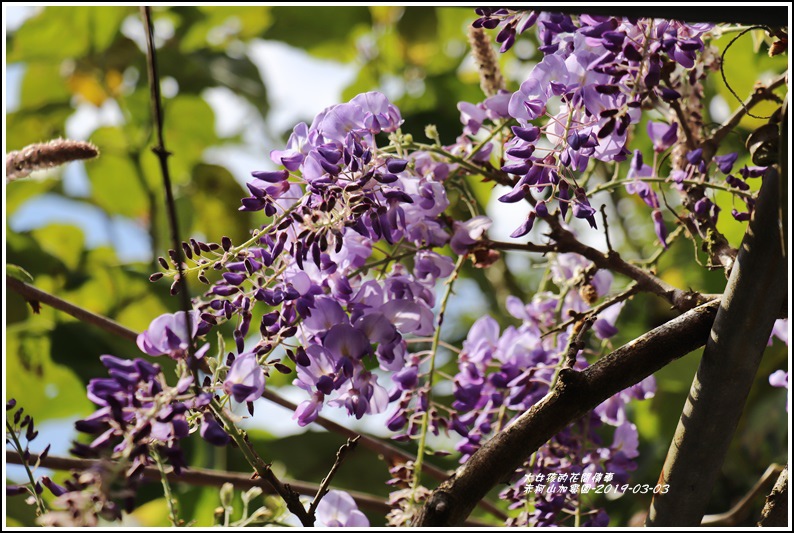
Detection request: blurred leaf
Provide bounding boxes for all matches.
[180,6,273,52]
[138,95,220,186]
[31,224,85,271]
[189,163,253,244]
[115,293,171,333]
[6,231,69,279]
[263,6,371,61]
[86,153,149,218]
[84,6,133,52]
[129,497,170,527]
[8,7,91,62]
[19,63,71,110]
[6,107,72,151]
[7,264,35,284]
[157,47,270,121]
[6,175,60,215]
[6,323,93,423]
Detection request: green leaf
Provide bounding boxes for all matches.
[19,63,71,110]
[31,224,85,271]
[179,6,273,52]
[84,6,133,52]
[6,107,72,151]
[263,6,371,61]
[6,322,93,423]
[140,95,219,186]
[5,175,60,215]
[189,164,254,244]
[84,127,150,218]
[8,7,91,62]
[7,264,35,284]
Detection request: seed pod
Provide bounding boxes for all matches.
[579,283,599,305]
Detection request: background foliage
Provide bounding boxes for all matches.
[4,6,788,526]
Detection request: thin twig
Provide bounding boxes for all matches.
[7,277,138,343]
[210,400,313,526]
[704,71,788,159]
[486,239,558,254]
[543,283,642,340]
[600,204,613,254]
[140,6,194,358]
[545,217,708,311]
[308,436,360,518]
[412,256,465,498]
[563,316,596,369]
[701,464,784,526]
[151,447,181,526]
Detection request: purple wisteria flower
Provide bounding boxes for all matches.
[137,310,210,360]
[450,215,492,255]
[647,121,678,152]
[73,355,210,475]
[315,490,369,527]
[223,352,266,403]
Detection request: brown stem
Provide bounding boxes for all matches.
[547,219,709,311]
[700,464,784,526]
[308,436,360,518]
[6,450,493,526]
[140,6,194,357]
[702,71,788,161]
[758,465,788,527]
[7,277,139,343]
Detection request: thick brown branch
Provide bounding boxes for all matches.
[415,299,720,526]
[758,465,788,527]
[647,168,786,525]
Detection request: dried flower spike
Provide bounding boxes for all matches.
[6,139,99,182]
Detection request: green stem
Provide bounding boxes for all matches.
[6,420,47,516]
[209,400,314,526]
[152,447,180,526]
[589,176,755,199]
[411,255,466,499]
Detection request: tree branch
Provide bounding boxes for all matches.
[547,219,710,311]
[140,6,194,356]
[700,464,784,526]
[7,277,139,343]
[308,436,360,518]
[646,168,786,526]
[415,298,720,526]
[702,71,788,160]
[758,465,788,527]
